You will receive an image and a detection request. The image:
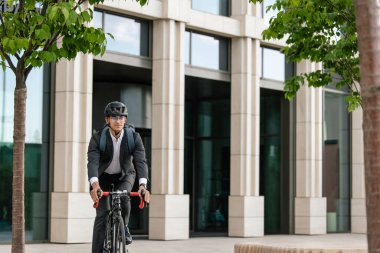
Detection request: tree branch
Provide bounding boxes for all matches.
[73,0,87,12]
[40,0,49,16]
[0,46,16,73]
[19,0,25,13]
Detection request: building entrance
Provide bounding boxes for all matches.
[260,88,293,234]
[184,76,231,234]
[92,60,151,235]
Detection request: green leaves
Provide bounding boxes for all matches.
[136,0,149,6]
[1,37,29,54]
[35,24,51,41]
[48,6,59,21]
[250,0,360,111]
[346,92,361,112]
[82,10,92,22]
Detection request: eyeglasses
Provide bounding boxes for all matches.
[110,116,126,122]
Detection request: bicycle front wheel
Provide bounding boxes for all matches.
[112,216,126,253]
[103,215,112,253]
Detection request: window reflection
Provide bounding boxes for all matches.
[192,33,220,70]
[92,10,150,57]
[186,31,229,71]
[262,47,285,81]
[0,65,49,242]
[92,10,103,29]
[324,92,351,233]
[0,67,43,143]
[192,0,229,16]
[184,31,190,65]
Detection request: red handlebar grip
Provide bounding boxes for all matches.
[139,199,145,209]
[130,192,145,209]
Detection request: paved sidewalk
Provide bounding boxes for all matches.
[0,234,367,253]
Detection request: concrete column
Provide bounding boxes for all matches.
[294,61,326,234]
[229,37,263,237]
[51,54,95,243]
[351,107,366,233]
[150,19,189,240]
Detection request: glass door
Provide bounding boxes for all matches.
[130,128,151,235]
[260,88,292,234]
[185,76,230,234]
[193,100,230,233]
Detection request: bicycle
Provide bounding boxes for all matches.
[93,189,146,253]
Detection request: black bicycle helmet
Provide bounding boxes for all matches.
[104,101,128,117]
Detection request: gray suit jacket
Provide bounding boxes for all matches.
[87,129,149,187]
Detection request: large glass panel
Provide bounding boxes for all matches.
[262,47,285,82]
[93,10,150,57]
[195,99,230,232]
[324,92,351,232]
[191,32,229,71]
[260,88,292,234]
[104,13,149,56]
[196,137,230,232]
[260,93,281,234]
[192,0,229,16]
[129,128,151,234]
[184,31,190,65]
[92,10,103,29]
[184,76,230,233]
[0,65,50,242]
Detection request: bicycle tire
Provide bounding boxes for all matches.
[112,216,126,253]
[103,215,113,253]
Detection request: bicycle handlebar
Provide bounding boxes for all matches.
[93,190,146,209]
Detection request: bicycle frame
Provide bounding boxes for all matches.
[93,190,145,253]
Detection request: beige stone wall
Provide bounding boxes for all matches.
[149,18,189,240]
[51,54,95,243]
[351,107,366,233]
[294,61,326,234]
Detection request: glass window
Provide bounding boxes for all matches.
[184,31,190,65]
[262,0,279,26]
[324,92,351,233]
[93,10,150,57]
[186,31,229,71]
[262,47,285,82]
[0,65,50,242]
[192,0,229,16]
[92,10,103,29]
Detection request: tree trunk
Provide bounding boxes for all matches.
[11,72,27,253]
[354,1,380,253]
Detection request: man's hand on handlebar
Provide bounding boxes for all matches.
[138,184,150,204]
[91,181,102,203]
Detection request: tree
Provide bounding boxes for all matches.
[250,0,360,111]
[354,1,380,253]
[250,0,380,252]
[0,0,148,252]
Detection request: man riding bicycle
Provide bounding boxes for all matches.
[87,101,150,253]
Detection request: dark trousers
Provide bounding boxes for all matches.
[92,173,132,253]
